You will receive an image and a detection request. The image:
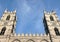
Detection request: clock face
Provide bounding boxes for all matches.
[12,39,20,42]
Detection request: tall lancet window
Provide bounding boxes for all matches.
[14,16,16,21]
[50,16,54,21]
[0,27,6,35]
[6,15,10,20]
[54,27,60,35]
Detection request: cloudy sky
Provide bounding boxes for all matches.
[0,0,60,34]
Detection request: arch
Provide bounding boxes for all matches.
[54,27,60,35]
[27,39,35,42]
[0,27,6,35]
[6,15,10,20]
[12,24,14,29]
[14,16,16,21]
[11,24,14,33]
[12,39,20,42]
[50,16,54,21]
[41,39,49,42]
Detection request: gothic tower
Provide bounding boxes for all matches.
[43,11,60,42]
[0,9,16,36]
[0,10,60,42]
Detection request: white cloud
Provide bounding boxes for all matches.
[21,2,31,13]
[16,0,32,14]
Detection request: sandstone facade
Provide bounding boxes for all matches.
[0,10,60,42]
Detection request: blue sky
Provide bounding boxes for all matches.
[0,0,60,34]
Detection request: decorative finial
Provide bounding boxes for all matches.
[18,34,20,36]
[4,8,8,13]
[52,10,56,14]
[25,33,28,36]
[14,10,16,13]
[44,10,47,14]
[29,33,32,36]
[21,33,24,36]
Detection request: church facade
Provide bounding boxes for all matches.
[0,10,60,42]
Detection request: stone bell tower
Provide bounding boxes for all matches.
[43,11,60,42]
[0,9,16,36]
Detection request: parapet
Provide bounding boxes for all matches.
[4,9,16,14]
[11,33,49,37]
[44,10,56,15]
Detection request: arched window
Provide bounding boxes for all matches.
[12,24,14,29]
[12,39,20,42]
[6,15,10,20]
[11,24,14,33]
[50,16,54,21]
[54,27,60,35]
[0,27,6,35]
[27,39,35,42]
